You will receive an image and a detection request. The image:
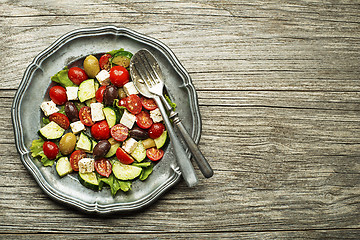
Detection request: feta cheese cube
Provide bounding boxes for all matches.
[123,82,139,96]
[78,158,95,173]
[96,70,111,86]
[122,138,138,154]
[150,108,163,123]
[66,86,78,101]
[120,110,136,129]
[40,100,59,116]
[90,102,105,122]
[70,121,85,134]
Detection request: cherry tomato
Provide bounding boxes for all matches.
[68,67,88,85]
[109,65,129,87]
[49,112,70,130]
[116,147,134,165]
[99,53,112,71]
[95,85,106,103]
[91,120,110,140]
[110,124,129,142]
[126,94,142,115]
[140,96,157,111]
[43,141,59,160]
[49,86,67,105]
[70,150,86,171]
[146,147,164,161]
[94,158,112,177]
[148,122,165,139]
[118,97,127,107]
[136,110,153,129]
[79,106,94,127]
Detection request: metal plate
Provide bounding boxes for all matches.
[11,26,202,214]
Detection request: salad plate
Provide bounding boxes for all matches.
[12,26,202,214]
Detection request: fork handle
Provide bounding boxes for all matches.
[154,97,198,187]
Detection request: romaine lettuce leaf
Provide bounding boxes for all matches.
[30,138,61,166]
[51,68,76,87]
[165,95,176,111]
[99,174,132,196]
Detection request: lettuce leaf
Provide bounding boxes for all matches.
[30,138,62,166]
[165,95,176,111]
[107,48,133,59]
[51,68,76,87]
[99,174,132,196]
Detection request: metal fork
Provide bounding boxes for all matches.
[131,49,213,180]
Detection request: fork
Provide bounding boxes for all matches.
[132,49,213,179]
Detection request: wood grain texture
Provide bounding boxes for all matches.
[1,0,359,238]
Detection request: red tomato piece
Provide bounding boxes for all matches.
[146,147,164,161]
[95,85,106,103]
[136,110,153,129]
[49,112,70,130]
[110,124,129,142]
[109,65,129,87]
[148,122,165,139]
[70,150,86,171]
[94,158,112,177]
[99,54,112,71]
[79,106,94,127]
[68,67,88,85]
[43,141,59,160]
[91,120,110,140]
[116,147,134,164]
[140,96,157,111]
[126,94,142,115]
[49,86,67,105]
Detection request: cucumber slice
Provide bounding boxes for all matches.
[78,79,96,102]
[105,139,121,158]
[39,121,65,139]
[78,172,99,190]
[103,107,119,128]
[76,132,92,152]
[131,141,146,162]
[154,131,167,149]
[56,157,73,177]
[112,161,142,180]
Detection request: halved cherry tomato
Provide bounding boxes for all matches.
[99,53,112,71]
[43,141,59,160]
[79,106,94,126]
[95,85,106,103]
[109,65,129,87]
[70,150,86,171]
[49,86,67,105]
[148,122,165,139]
[140,96,157,111]
[68,67,88,85]
[146,147,164,161]
[91,120,110,140]
[116,147,134,164]
[126,94,142,115]
[49,112,70,130]
[110,124,129,142]
[136,110,153,129]
[119,97,127,107]
[94,158,112,177]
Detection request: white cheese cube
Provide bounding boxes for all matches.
[96,70,111,86]
[150,108,163,123]
[90,102,105,122]
[122,138,138,154]
[70,121,85,134]
[123,82,139,96]
[66,87,78,101]
[78,158,95,173]
[40,100,59,116]
[120,110,136,129]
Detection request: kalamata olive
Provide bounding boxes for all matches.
[65,101,79,122]
[83,55,100,78]
[129,126,149,140]
[103,85,118,106]
[59,133,77,155]
[93,140,111,159]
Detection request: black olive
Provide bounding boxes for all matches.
[65,101,79,122]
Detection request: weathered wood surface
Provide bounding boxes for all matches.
[1,0,360,239]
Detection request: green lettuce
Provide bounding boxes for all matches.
[165,95,176,111]
[51,67,76,87]
[132,162,153,181]
[30,138,62,166]
[99,174,132,196]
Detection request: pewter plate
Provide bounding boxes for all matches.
[12,26,202,214]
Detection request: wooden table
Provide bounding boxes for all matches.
[1,1,359,239]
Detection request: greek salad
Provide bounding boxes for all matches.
[30,49,173,196]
